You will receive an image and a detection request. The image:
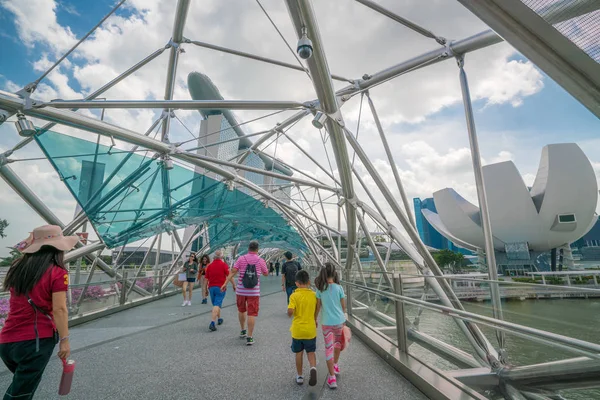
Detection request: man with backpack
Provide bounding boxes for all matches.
[221,240,268,346]
[281,251,302,305]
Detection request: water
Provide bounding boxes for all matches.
[403,298,600,399]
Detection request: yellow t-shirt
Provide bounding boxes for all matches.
[288,288,317,340]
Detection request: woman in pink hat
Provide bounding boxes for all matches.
[0,225,78,399]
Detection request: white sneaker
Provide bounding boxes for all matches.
[187,301,192,306]
[182,301,187,307]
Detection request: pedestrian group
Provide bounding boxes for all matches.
[0,226,349,398]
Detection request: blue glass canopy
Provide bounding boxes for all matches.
[34,130,307,254]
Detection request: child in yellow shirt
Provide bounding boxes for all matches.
[287,270,318,386]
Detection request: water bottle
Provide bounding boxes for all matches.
[58,359,75,395]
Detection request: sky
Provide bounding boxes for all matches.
[0,0,599,257]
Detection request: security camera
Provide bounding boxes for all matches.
[14,113,36,137]
[297,30,313,60]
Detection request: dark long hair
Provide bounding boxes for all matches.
[4,246,66,295]
[200,254,210,266]
[314,262,339,292]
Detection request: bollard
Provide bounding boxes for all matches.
[120,272,128,305]
[158,270,163,295]
[393,273,408,353]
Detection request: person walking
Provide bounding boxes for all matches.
[221,241,268,345]
[281,251,302,305]
[181,254,198,306]
[205,250,235,332]
[199,254,210,304]
[287,270,318,386]
[0,225,77,399]
[269,262,274,276]
[275,260,280,276]
[315,262,347,389]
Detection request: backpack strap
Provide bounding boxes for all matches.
[27,295,54,352]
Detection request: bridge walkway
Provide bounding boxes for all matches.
[0,277,427,399]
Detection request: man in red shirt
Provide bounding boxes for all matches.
[204,249,235,331]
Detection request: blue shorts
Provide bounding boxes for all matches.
[187,278,196,283]
[209,286,226,308]
[291,337,316,353]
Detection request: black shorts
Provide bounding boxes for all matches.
[291,337,316,353]
[187,278,196,283]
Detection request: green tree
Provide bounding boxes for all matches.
[0,219,8,238]
[433,249,465,274]
[0,248,21,267]
[372,235,388,242]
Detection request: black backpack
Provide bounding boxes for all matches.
[242,257,259,289]
[284,261,299,287]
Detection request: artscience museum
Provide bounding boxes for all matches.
[422,143,599,274]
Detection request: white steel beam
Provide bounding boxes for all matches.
[344,128,498,365]
[286,0,358,272]
[42,99,307,110]
[355,0,445,44]
[0,90,340,236]
[187,39,351,82]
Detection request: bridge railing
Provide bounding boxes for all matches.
[0,267,191,329]
[343,273,600,400]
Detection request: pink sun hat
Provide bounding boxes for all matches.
[15,225,79,254]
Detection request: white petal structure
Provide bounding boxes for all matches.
[423,143,598,252]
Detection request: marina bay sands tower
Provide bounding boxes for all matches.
[182,72,293,252]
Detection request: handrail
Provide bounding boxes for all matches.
[344,281,600,358]
[350,269,600,294]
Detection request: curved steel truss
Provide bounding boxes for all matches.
[1,1,599,399]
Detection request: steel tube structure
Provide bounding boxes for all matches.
[355,0,445,44]
[161,0,191,142]
[183,151,335,192]
[0,162,149,296]
[353,298,481,369]
[187,40,350,82]
[297,188,337,263]
[0,90,341,236]
[28,0,128,90]
[458,56,505,352]
[355,210,393,288]
[63,211,89,236]
[457,0,600,119]
[3,46,169,157]
[74,256,99,313]
[316,189,339,261]
[286,0,358,272]
[345,281,600,357]
[127,234,159,298]
[2,1,598,396]
[336,0,590,99]
[172,229,184,252]
[42,99,307,110]
[64,242,106,263]
[344,130,498,365]
[365,93,415,227]
[236,109,310,165]
[280,130,341,186]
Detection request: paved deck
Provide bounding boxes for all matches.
[0,276,427,399]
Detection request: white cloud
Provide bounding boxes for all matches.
[473,57,544,107]
[0,0,76,54]
[489,150,513,164]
